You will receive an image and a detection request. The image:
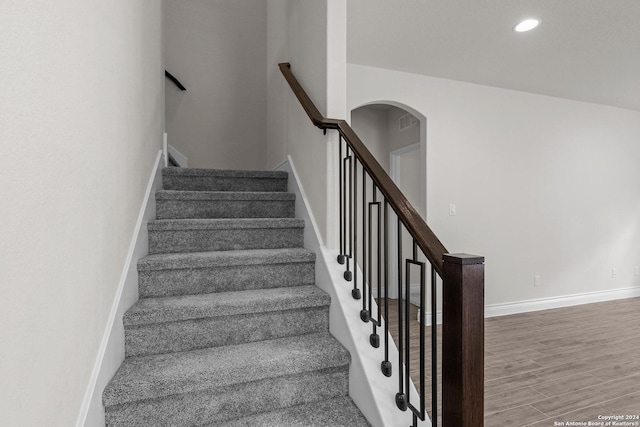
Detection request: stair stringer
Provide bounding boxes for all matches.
[277,156,429,427]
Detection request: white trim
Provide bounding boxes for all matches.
[168,143,188,168]
[163,133,168,168]
[417,309,443,327]
[276,157,429,427]
[76,150,164,427]
[390,141,421,157]
[275,155,325,248]
[485,286,640,318]
[272,158,289,171]
[389,142,420,191]
[415,286,640,325]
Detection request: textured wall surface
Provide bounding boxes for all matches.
[165,0,267,170]
[348,63,640,306]
[266,0,347,246]
[0,1,164,425]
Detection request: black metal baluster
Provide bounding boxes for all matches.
[431,266,438,427]
[404,256,411,418]
[352,159,360,299]
[381,199,392,376]
[364,182,371,324]
[396,217,407,411]
[365,188,372,323]
[344,147,353,282]
[404,242,427,426]
[338,136,345,265]
[418,256,426,424]
[369,186,381,348]
[361,167,369,319]
[407,240,419,414]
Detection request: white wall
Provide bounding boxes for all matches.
[387,107,420,152]
[165,0,267,170]
[350,105,421,180]
[266,0,346,245]
[348,64,640,306]
[0,1,164,425]
[351,107,390,171]
[396,149,423,217]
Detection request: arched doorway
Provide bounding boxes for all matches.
[350,102,427,299]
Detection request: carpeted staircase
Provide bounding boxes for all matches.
[103,168,370,426]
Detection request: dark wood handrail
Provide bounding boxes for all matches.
[165,70,186,91]
[279,62,447,275]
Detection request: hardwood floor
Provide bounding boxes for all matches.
[378,297,640,426]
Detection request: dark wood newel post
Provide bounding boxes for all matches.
[442,253,485,427]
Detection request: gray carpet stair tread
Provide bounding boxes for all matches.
[105,166,368,425]
[215,396,371,427]
[124,285,330,326]
[147,218,304,231]
[103,332,350,407]
[161,168,288,192]
[155,190,295,201]
[138,248,315,271]
[162,168,288,179]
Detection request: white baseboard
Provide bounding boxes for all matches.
[414,286,640,325]
[168,144,188,167]
[163,133,168,167]
[274,156,324,248]
[76,150,164,427]
[485,286,640,318]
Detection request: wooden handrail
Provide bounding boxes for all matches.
[279,62,448,275]
[165,70,186,91]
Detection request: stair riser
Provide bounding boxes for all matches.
[216,397,371,427]
[163,176,288,192]
[105,367,348,427]
[138,262,315,298]
[156,200,295,219]
[125,306,329,357]
[148,228,303,254]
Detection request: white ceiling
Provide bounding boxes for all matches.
[347,0,640,111]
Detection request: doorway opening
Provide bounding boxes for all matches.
[350,102,427,299]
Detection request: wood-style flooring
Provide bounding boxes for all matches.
[378,297,640,426]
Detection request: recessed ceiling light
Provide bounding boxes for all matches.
[514,19,540,32]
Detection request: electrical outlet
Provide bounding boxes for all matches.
[612,268,617,278]
[534,275,541,287]
[449,204,456,216]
